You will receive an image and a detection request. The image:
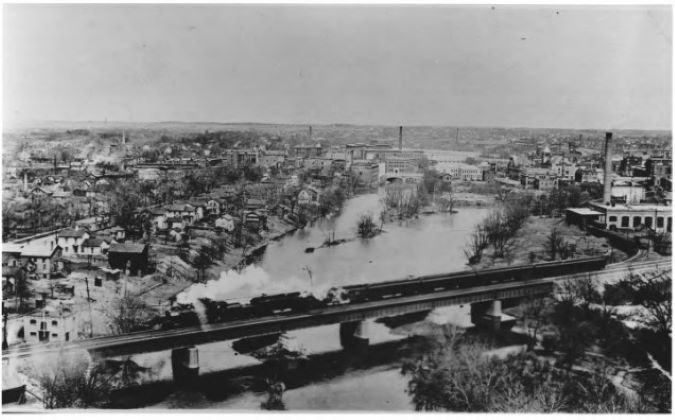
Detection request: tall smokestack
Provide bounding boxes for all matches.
[399,126,403,151]
[309,125,313,142]
[603,132,613,205]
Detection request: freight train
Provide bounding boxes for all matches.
[155,256,607,329]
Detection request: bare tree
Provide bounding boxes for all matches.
[34,351,112,409]
[631,271,672,335]
[106,294,153,335]
[496,187,513,203]
[464,228,489,265]
[545,227,565,260]
[356,213,378,238]
[518,296,554,350]
[557,274,600,307]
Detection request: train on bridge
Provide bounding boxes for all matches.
[153,256,608,330]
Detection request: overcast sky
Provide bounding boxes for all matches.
[3,4,672,130]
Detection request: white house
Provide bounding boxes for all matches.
[145,208,169,231]
[20,244,62,279]
[108,226,126,242]
[298,187,321,206]
[56,228,90,255]
[192,203,206,221]
[165,203,199,224]
[215,214,235,232]
[23,306,77,344]
[80,237,115,256]
[206,199,222,216]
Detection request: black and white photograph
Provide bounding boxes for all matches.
[1,2,672,413]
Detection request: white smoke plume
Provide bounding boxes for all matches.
[176,265,338,307]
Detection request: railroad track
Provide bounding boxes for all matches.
[3,257,669,360]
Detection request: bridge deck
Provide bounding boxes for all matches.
[4,257,667,360]
[3,277,553,359]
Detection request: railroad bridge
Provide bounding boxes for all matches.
[7,255,646,382]
[3,277,554,377]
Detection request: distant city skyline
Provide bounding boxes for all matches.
[3,4,672,131]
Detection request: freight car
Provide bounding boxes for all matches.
[249,292,323,316]
[342,256,607,303]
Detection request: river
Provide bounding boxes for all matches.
[140,192,489,410]
[251,192,489,288]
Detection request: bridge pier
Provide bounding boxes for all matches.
[171,346,199,385]
[471,300,510,332]
[339,320,371,353]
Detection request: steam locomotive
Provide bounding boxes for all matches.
[156,256,607,329]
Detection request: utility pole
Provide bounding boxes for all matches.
[3,311,8,350]
[85,277,93,338]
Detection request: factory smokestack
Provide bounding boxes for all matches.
[399,126,403,151]
[603,132,613,205]
[309,125,312,142]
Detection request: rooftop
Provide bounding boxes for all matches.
[108,243,148,254]
[165,203,195,212]
[57,228,87,238]
[2,243,24,254]
[81,237,111,248]
[20,244,60,258]
[566,208,604,216]
[591,203,671,212]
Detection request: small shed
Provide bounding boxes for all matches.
[565,208,604,230]
[107,243,149,275]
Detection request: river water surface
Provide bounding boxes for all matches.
[252,193,489,288]
[144,192,489,410]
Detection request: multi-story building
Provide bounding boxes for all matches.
[225,149,259,168]
[350,160,380,188]
[294,144,323,159]
[550,157,577,181]
[19,244,62,279]
[23,306,76,344]
[55,228,90,255]
[521,167,556,190]
[645,157,672,180]
[611,179,648,204]
[304,157,334,171]
[384,157,419,174]
[589,203,672,233]
[258,150,286,169]
[435,163,482,181]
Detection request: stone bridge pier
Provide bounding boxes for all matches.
[470,300,515,331]
[339,320,373,353]
[171,346,199,385]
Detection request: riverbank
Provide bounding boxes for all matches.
[470,215,626,270]
[206,215,299,279]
